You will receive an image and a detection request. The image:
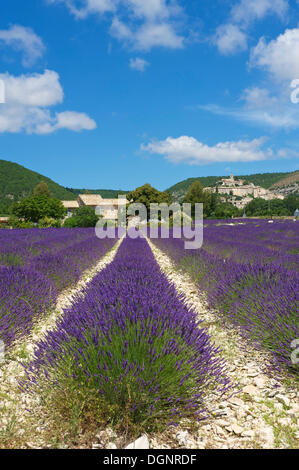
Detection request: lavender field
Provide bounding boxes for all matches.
[151,220,299,375]
[0,222,298,449]
[0,228,117,348]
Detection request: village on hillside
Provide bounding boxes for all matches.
[205,174,284,210]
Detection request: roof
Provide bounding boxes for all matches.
[97,198,127,206]
[78,194,103,206]
[78,194,127,206]
[62,200,79,209]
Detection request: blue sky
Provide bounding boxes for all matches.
[0,0,299,191]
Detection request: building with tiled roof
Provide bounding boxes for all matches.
[62,194,127,220]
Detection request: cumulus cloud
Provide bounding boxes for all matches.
[141,136,274,165]
[48,0,185,50]
[200,25,299,130]
[1,70,63,106]
[133,22,184,50]
[214,0,289,55]
[0,70,96,134]
[214,24,247,55]
[250,28,299,81]
[231,0,288,26]
[47,0,117,18]
[129,57,149,71]
[0,24,45,67]
[241,87,278,108]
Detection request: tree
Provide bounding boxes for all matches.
[11,194,66,223]
[214,202,239,219]
[284,194,299,215]
[183,181,211,219]
[63,206,100,227]
[38,217,61,228]
[126,184,171,220]
[33,181,52,198]
[244,198,289,217]
[7,215,35,229]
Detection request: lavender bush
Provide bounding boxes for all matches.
[23,237,229,432]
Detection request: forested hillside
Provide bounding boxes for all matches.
[66,188,128,199]
[0,160,74,215]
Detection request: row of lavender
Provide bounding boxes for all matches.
[202,219,299,270]
[23,237,230,430]
[151,220,299,375]
[0,228,116,348]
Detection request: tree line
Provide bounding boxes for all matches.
[3,181,299,229]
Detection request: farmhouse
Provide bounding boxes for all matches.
[62,194,127,221]
[62,200,79,218]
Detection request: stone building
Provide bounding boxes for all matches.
[62,194,127,221]
[206,174,284,209]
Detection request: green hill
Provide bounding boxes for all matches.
[1,159,297,215]
[0,160,75,215]
[66,188,129,199]
[269,170,299,189]
[166,172,295,201]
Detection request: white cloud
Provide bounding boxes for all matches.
[110,17,132,41]
[198,102,299,129]
[35,111,97,134]
[203,26,299,129]
[0,70,96,134]
[214,0,289,55]
[134,22,184,50]
[241,87,278,108]
[0,25,45,67]
[47,0,117,18]
[1,70,63,106]
[214,24,247,55]
[110,16,184,50]
[142,136,274,165]
[49,0,179,20]
[55,110,96,131]
[250,28,299,81]
[231,0,288,26]
[129,57,149,71]
[48,0,185,50]
[126,0,174,21]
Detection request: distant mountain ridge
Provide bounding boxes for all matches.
[0,159,298,215]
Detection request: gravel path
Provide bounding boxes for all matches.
[146,238,299,449]
[0,236,124,448]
